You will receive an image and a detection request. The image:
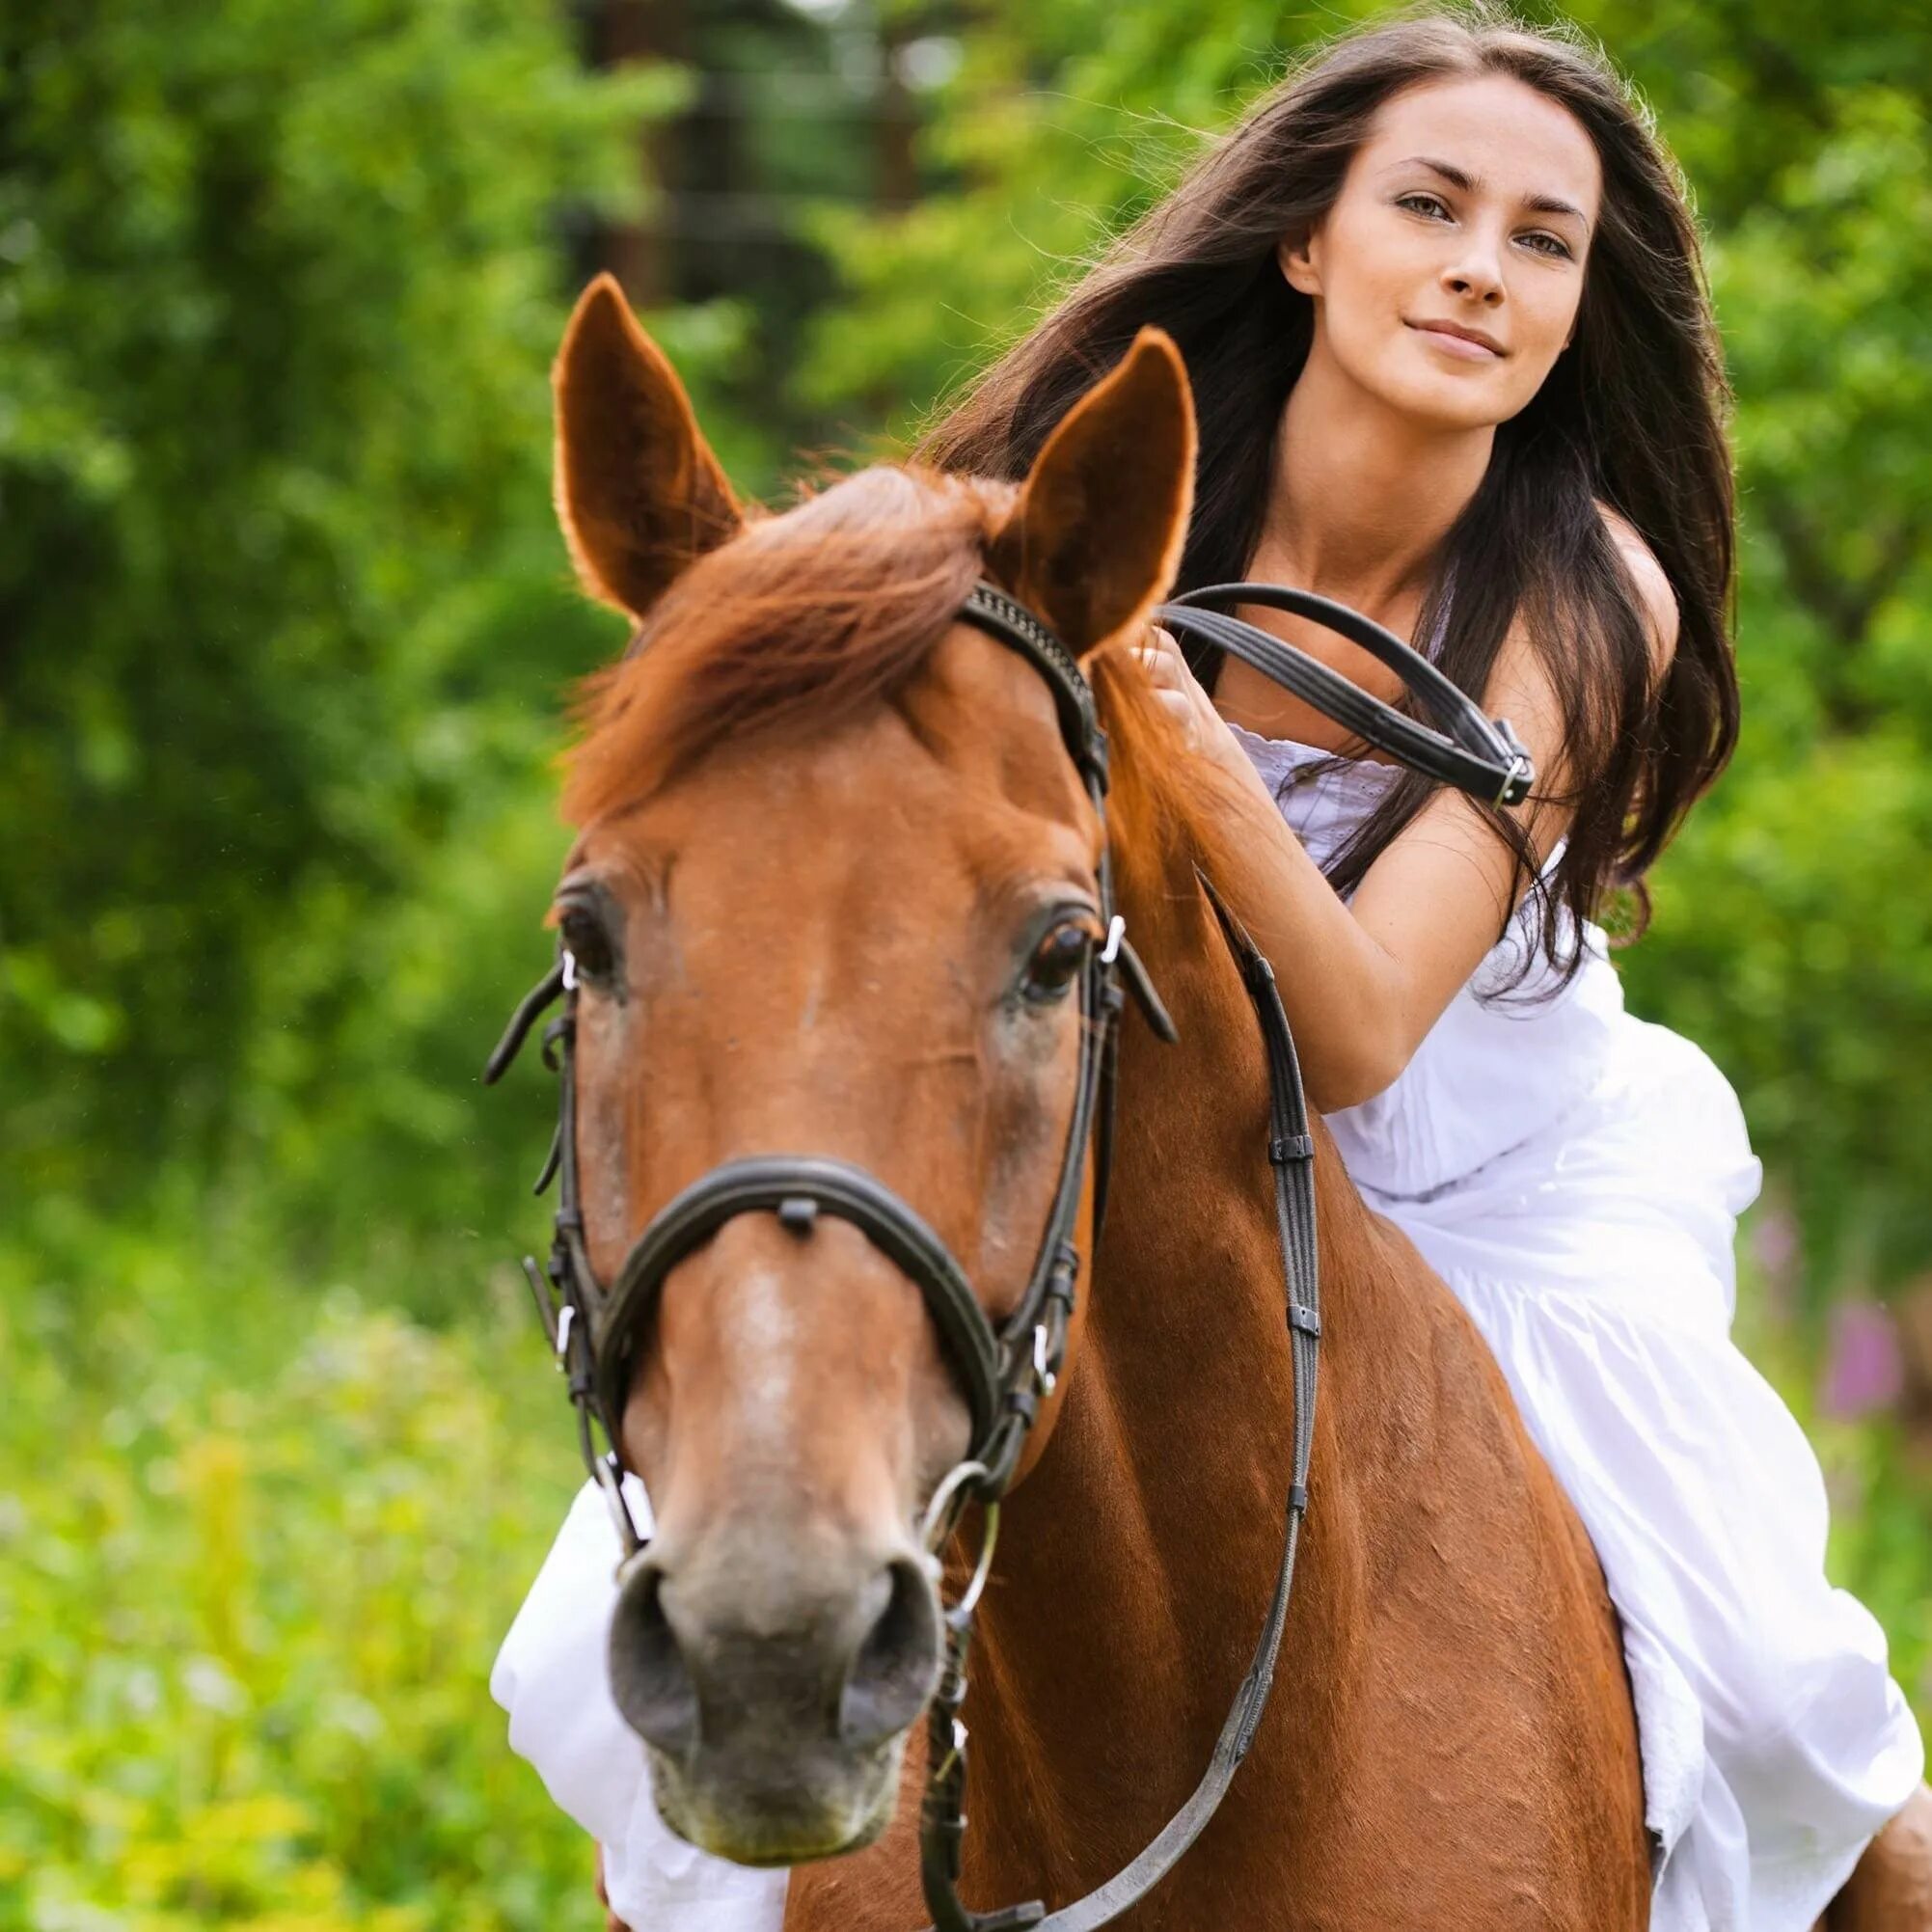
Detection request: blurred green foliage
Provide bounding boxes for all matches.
[0,0,678,1294]
[2,0,1929,1922]
[0,0,666,1918]
[0,1263,596,1929]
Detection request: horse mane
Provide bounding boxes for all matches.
[563,465,1011,827]
[559,455,1243,966]
[1088,646,1243,918]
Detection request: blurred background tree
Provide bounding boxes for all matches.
[0,0,663,1296]
[2,1,1927,1923]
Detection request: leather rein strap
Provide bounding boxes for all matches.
[483,578,1532,1932]
[916,868,1323,1932]
[1157,582,1534,806]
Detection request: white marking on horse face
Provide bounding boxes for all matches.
[799,959,825,1035]
[730,1261,798,1440]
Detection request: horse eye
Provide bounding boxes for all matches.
[1021,919,1093,1003]
[558,903,615,982]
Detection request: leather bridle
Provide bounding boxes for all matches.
[484,578,1532,1932]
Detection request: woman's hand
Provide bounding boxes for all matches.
[1132,622,1236,768]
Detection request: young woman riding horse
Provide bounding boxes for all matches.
[491,10,1930,1928]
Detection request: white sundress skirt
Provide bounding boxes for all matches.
[495,1474,792,1931]
[1351,1005,1923,1932]
[1231,716,1922,1927]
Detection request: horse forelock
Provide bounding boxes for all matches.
[560,465,1017,828]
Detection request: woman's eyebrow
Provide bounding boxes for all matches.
[1385,154,1592,228]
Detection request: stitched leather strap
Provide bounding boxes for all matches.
[918,868,1321,1932]
[1156,582,1534,806]
[596,1156,1004,1450]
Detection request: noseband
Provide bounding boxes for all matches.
[485,579,1532,1932]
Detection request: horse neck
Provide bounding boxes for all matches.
[961,812,1436,1898]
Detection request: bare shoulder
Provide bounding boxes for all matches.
[1479,503,1675,818]
[1593,498,1680,678]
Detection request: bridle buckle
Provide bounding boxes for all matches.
[1490,717,1536,807]
[1031,1321,1056,1396]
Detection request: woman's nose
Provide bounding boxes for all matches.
[1442,234,1506,302]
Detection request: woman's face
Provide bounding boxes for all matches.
[1279,74,1602,429]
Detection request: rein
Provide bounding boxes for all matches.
[484,581,1533,1932]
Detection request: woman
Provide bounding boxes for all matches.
[493,10,1929,1928]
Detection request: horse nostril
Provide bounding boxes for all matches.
[609,1559,701,1754]
[839,1556,942,1748]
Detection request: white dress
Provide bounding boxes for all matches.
[492,721,1924,1932]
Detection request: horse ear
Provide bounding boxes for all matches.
[991,328,1197,653]
[553,273,744,620]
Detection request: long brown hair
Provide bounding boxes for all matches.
[915,2,1737,989]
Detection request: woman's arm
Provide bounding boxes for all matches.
[1133,531,1678,1112]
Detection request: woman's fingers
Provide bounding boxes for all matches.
[1130,621,1244,777]
[1135,624,1188,689]
[1134,623,1207,747]
[1135,625,1182,680]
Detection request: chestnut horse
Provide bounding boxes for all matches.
[539,272,1652,1927]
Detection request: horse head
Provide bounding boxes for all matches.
[538,274,1196,1865]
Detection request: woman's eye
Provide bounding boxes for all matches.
[1397,193,1572,260]
[558,904,615,981]
[1020,920,1093,1003]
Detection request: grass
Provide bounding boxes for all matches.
[1,1212,1923,1927]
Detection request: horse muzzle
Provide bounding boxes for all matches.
[609,1523,942,1864]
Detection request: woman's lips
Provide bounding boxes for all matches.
[1407,321,1502,360]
